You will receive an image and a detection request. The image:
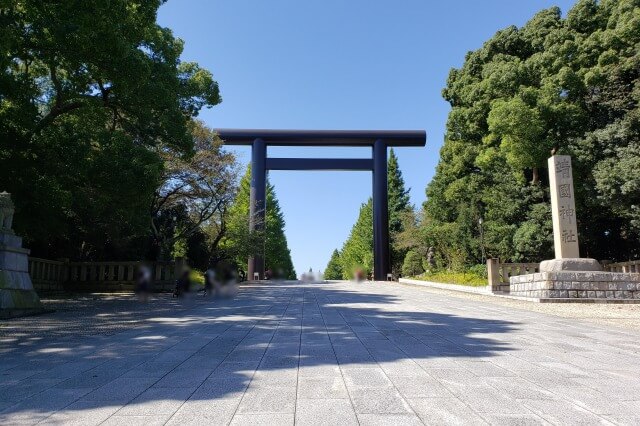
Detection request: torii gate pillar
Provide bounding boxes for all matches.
[248,138,266,280]
[373,139,390,280]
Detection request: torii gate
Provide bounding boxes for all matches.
[217,129,427,281]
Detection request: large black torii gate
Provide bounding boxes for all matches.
[217,129,427,281]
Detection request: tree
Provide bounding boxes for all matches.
[0,0,221,260]
[332,150,412,278]
[151,120,237,259]
[264,180,296,279]
[402,250,424,277]
[339,199,373,279]
[387,148,412,274]
[222,166,296,279]
[422,0,640,267]
[324,249,343,280]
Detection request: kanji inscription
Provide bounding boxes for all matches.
[548,155,580,258]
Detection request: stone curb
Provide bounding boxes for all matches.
[397,278,490,295]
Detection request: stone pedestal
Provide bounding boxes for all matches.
[510,271,640,302]
[0,193,42,317]
[539,258,601,272]
[0,232,43,316]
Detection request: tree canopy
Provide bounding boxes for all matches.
[423,0,640,266]
[332,149,412,278]
[0,0,222,261]
[324,249,343,280]
[387,148,412,274]
[339,198,373,279]
[221,166,296,279]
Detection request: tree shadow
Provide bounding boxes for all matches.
[0,281,518,422]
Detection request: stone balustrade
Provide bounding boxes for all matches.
[487,259,539,293]
[604,260,640,273]
[28,257,67,292]
[27,258,183,293]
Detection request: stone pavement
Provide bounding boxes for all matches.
[1,281,640,425]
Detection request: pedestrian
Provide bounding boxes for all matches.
[135,264,152,302]
[204,268,216,297]
[174,269,191,298]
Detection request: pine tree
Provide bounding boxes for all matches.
[333,149,412,279]
[388,149,411,231]
[264,180,296,279]
[222,166,296,279]
[339,199,373,279]
[387,148,412,275]
[324,249,343,280]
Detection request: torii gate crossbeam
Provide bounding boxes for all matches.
[217,129,427,281]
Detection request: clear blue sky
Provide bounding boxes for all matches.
[157,0,577,276]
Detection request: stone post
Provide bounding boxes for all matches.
[487,258,500,293]
[548,155,579,258]
[540,156,600,272]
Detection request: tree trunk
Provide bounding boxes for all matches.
[531,167,539,185]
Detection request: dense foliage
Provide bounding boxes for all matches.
[0,0,225,261]
[387,149,412,274]
[338,198,373,278]
[402,250,424,277]
[332,150,412,278]
[221,167,296,279]
[423,0,640,268]
[324,249,343,280]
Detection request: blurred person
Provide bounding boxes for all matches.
[135,264,152,302]
[173,269,191,298]
[204,268,216,297]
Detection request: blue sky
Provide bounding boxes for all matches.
[157,0,577,276]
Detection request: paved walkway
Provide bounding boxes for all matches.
[1,281,640,425]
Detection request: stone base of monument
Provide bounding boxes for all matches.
[510,266,640,303]
[0,232,44,318]
[539,258,602,272]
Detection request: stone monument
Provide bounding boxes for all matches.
[0,192,43,316]
[540,155,601,272]
[509,156,640,301]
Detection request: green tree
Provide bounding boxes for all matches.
[222,166,296,279]
[324,249,343,280]
[333,149,412,278]
[423,0,640,266]
[339,199,373,279]
[0,0,221,260]
[402,250,424,277]
[387,148,412,274]
[151,120,237,260]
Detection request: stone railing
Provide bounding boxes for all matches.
[604,260,640,273]
[487,259,539,293]
[28,257,67,292]
[27,258,184,293]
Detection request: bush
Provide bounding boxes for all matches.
[402,250,424,277]
[467,264,487,279]
[416,270,487,287]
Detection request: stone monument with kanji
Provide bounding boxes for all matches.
[539,155,601,272]
[509,156,640,301]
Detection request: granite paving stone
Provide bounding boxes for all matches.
[295,398,358,426]
[0,280,639,424]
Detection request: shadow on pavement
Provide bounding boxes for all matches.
[0,281,518,422]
